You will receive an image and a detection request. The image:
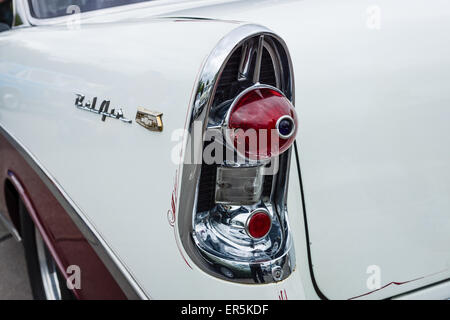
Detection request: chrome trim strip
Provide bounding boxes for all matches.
[12,0,16,27]
[0,124,148,300]
[253,35,265,84]
[13,0,30,27]
[35,226,62,300]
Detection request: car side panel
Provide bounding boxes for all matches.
[0,131,127,299]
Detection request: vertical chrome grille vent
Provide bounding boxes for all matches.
[198,39,284,212]
[212,44,280,109]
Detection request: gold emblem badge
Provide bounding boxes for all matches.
[135,107,163,132]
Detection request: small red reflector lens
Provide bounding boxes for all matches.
[227,87,298,160]
[247,210,272,239]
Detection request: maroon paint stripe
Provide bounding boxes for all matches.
[0,133,127,299]
[8,171,82,299]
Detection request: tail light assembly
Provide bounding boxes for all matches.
[177,25,297,284]
[225,86,297,161]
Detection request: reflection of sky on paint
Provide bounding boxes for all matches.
[0,61,100,91]
[15,20,231,78]
[0,62,27,77]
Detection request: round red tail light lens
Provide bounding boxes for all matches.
[226,86,298,160]
[246,209,272,239]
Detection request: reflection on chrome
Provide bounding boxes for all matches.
[193,203,294,283]
[75,94,132,124]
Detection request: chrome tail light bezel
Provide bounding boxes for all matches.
[176,24,296,284]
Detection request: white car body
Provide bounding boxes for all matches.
[0,0,449,299]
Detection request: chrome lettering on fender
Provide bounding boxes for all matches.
[74,94,132,124]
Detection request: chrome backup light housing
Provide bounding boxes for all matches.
[177,24,296,284]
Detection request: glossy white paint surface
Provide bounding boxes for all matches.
[1,0,449,299]
[395,280,450,300]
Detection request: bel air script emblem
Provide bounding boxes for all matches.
[75,94,132,124]
[136,107,163,132]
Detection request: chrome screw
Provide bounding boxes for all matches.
[272,266,283,281]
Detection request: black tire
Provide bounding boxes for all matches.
[19,200,74,300]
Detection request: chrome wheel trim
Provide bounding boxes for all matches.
[34,227,62,300]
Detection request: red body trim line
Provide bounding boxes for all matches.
[7,171,82,300]
[348,268,450,300]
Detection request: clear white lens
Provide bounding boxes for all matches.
[215,166,263,205]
